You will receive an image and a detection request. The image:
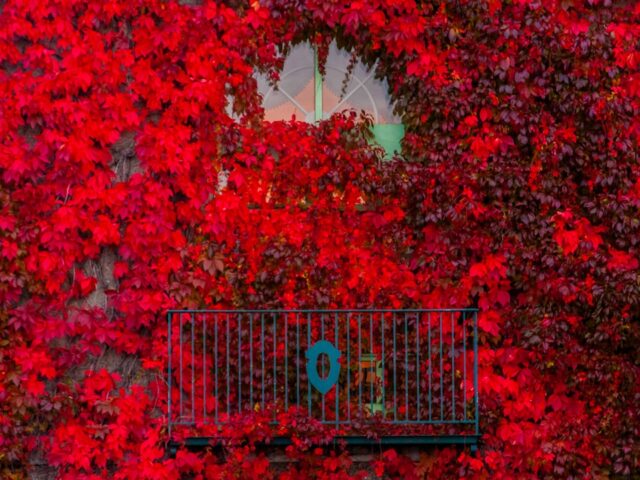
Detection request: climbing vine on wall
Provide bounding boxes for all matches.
[1,0,639,478]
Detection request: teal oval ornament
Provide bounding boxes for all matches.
[305,340,341,394]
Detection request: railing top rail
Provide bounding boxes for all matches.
[167,308,479,314]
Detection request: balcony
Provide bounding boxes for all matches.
[167,309,479,453]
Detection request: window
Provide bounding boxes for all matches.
[256,42,404,158]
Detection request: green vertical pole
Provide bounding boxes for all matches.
[314,46,323,122]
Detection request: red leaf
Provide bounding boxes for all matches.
[607,249,639,271]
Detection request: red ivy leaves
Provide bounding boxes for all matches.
[0,0,639,478]
[553,210,604,256]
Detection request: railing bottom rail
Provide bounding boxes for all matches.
[168,434,480,457]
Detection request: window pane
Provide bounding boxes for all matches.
[256,44,315,122]
[322,42,400,124]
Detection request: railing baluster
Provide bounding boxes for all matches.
[167,312,172,437]
[321,313,325,422]
[404,312,409,421]
[261,313,265,411]
[439,312,443,422]
[273,312,277,422]
[296,313,300,409]
[347,312,351,421]
[416,311,420,421]
[381,312,385,419]
[226,313,230,419]
[369,312,374,416]
[451,311,455,421]
[250,313,253,408]
[335,312,339,425]
[463,311,467,421]
[214,313,218,424]
[203,313,206,423]
[307,312,311,417]
[238,313,242,414]
[428,311,432,421]
[285,312,288,412]
[393,311,397,421]
[191,313,196,423]
[191,314,195,423]
[179,313,183,419]
[474,311,479,436]
[358,313,362,415]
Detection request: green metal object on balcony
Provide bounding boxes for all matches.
[166,309,480,453]
[359,352,384,415]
